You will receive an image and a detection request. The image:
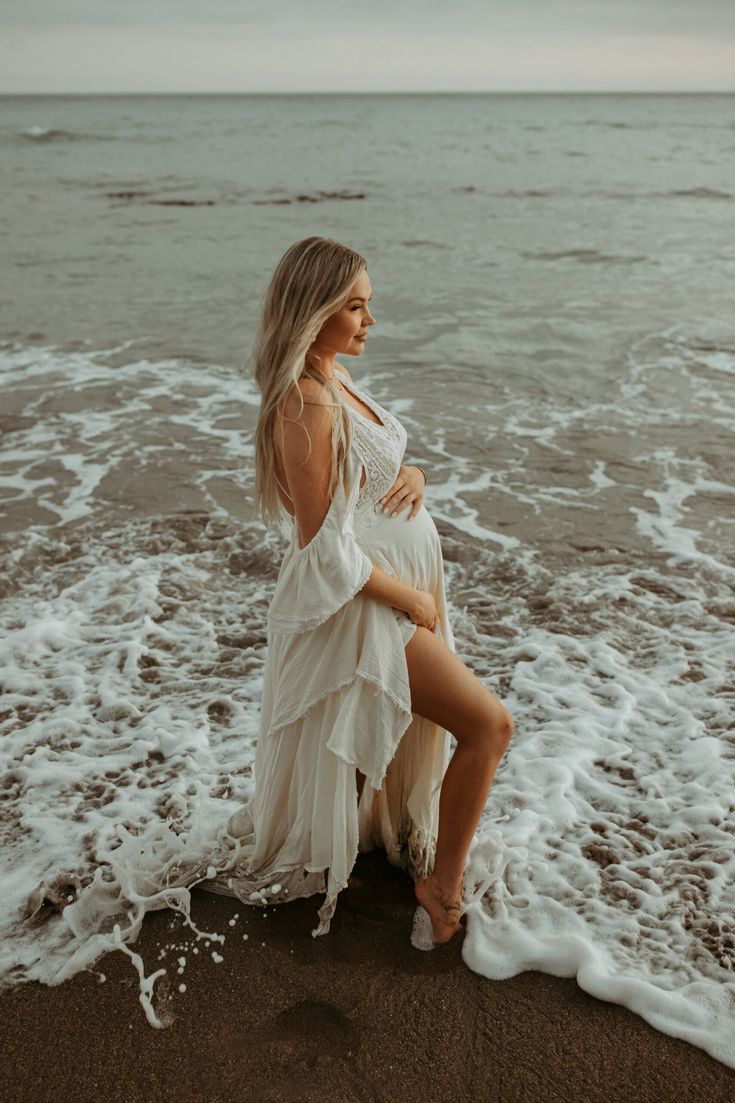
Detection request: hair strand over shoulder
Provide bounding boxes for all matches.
[250,236,368,529]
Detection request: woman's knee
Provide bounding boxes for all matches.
[490,704,514,754]
[464,698,514,759]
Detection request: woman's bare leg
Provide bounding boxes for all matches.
[404,626,514,942]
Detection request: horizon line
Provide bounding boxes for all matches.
[1,88,734,97]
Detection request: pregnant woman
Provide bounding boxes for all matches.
[202,236,514,947]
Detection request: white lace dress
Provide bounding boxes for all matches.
[200,369,455,936]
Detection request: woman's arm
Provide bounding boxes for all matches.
[361,562,423,618]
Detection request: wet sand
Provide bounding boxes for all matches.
[2,850,733,1103]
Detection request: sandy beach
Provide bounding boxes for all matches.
[2,850,733,1103]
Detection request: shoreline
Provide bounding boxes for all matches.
[2,851,733,1103]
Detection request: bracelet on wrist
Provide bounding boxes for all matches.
[414,465,427,487]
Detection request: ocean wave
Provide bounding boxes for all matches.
[16,126,114,143]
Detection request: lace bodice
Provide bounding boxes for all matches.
[334,369,408,540]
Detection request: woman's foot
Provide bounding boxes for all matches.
[414,875,463,944]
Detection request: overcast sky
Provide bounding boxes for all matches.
[1,0,733,94]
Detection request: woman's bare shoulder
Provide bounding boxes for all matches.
[278,375,333,418]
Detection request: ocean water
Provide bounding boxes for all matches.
[1,93,734,1059]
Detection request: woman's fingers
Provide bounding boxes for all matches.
[384,466,425,516]
[382,489,410,516]
[407,495,422,520]
[380,478,424,519]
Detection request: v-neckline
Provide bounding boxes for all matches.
[334,369,385,428]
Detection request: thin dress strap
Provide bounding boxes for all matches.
[274,469,294,503]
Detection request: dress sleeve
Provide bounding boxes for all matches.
[266,448,373,636]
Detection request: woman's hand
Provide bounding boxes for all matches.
[378,464,426,520]
[407,588,438,631]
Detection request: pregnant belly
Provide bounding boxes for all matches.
[356,502,441,593]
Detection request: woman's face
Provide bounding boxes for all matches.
[312,270,375,360]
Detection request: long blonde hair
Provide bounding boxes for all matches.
[252,236,367,529]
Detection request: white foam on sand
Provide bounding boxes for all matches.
[0,334,733,1063]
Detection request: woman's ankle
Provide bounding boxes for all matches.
[426,870,463,899]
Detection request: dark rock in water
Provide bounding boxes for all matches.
[254,190,366,205]
[148,199,216,207]
[106,190,153,200]
[109,189,364,207]
[107,191,216,207]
